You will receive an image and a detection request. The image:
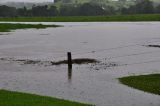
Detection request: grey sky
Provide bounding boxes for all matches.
[0,0,54,2]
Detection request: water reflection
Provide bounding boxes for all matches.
[68,68,72,82]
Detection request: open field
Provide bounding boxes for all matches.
[119,74,160,95]
[0,14,160,22]
[0,23,59,32]
[0,22,160,106]
[0,90,93,106]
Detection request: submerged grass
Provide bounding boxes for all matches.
[0,90,93,106]
[0,23,60,32]
[0,14,160,22]
[119,74,160,95]
[146,45,160,48]
[0,58,98,65]
[51,58,98,65]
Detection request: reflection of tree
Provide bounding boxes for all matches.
[68,68,72,82]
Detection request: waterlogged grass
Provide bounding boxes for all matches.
[119,74,160,95]
[0,90,94,106]
[146,45,160,48]
[51,58,98,65]
[0,58,98,66]
[0,23,59,32]
[0,14,160,22]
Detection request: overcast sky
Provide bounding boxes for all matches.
[0,0,54,2]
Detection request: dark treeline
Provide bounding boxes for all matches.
[0,0,160,17]
[121,0,156,14]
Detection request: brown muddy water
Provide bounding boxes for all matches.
[0,22,160,106]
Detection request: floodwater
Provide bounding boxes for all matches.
[0,22,160,106]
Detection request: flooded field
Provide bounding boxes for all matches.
[0,22,160,106]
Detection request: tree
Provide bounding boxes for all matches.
[135,0,154,14]
[77,3,105,16]
[59,4,78,16]
[31,5,49,16]
[118,0,127,4]
[62,0,71,3]
[121,0,155,14]
[156,4,160,13]
[49,6,58,16]
[17,7,27,17]
[0,5,17,17]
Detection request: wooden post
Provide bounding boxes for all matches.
[67,52,72,69]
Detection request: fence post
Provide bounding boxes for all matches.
[67,52,72,69]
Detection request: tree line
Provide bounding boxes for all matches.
[0,0,160,17]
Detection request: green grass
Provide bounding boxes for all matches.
[0,23,60,32]
[0,90,93,106]
[0,14,160,22]
[119,74,160,95]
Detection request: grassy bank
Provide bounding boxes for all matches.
[0,14,160,22]
[119,74,160,95]
[0,23,59,32]
[0,90,93,106]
